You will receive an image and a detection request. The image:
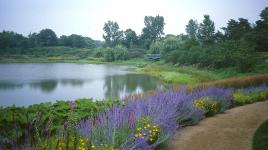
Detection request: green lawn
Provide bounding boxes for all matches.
[252,119,268,150]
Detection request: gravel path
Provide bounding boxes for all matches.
[168,101,268,150]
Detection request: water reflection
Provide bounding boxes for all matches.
[0,82,23,90]
[0,63,164,107]
[0,74,162,96]
[0,79,87,93]
[30,80,58,93]
[104,74,163,99]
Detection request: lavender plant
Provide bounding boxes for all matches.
[1,84,268,149]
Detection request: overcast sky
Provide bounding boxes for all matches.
[0,0,267,40]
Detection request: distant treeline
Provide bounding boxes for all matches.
[0,29,102,49]
[0,7,268,71]
[100,7,268,71]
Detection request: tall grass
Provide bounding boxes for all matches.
[189,73,268,90]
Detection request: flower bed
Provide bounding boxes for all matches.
[0,83,268,149]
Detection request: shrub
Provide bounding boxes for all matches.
[128,48,146,58]
[232,88,268,105]
[232,92,252,105]
[103,45,129,62]
[194,97,220,117]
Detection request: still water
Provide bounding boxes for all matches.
[0,63,164,107]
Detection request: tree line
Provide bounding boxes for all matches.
[101,7,268,71]
[0,7,267,71]
[0,29,96,49]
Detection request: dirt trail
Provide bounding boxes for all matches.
[168,101,268,150]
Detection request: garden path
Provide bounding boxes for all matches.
[168,101,268,150]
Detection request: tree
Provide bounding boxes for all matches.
[37,29,57,46]
[84,37,95,49]
[58,35,70,46]
[68,34,87,48]
[103,45,128,61]
[123,29,138,48]
[140,15,165,49]
[149,40,162,54]
[103,21,123,46]
[0,31,28,49]
[28,32,39,47]
[198,15,215,45]
[59,34,95,48]
[255,7,268,51]
[223,18,251,40]
[186,19,198,40]
[260,7,268,21]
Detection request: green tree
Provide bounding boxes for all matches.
[28,32,39,47]
[68,34,86,48]
[223,18,251,40]
[84,37,95,48]
[103,45,128,62]
[123,29,138,48]
[160,36,184,63]
[186,19,198,40]
[0,31,28,49]
[255,7,268,51]
[198,15,215,45]
[260,7,268,21]
[58,35,70,46]
[103,21,123,46]
[149,41,162,54]
[140,15,165,49]
[113,45,128,60]
[37,29,58,46]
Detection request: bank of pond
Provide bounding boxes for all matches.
[1,74,268,149]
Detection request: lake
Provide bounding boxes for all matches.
[0,63,164,107]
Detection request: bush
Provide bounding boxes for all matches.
[232,89,268,105]
[103,45,129,62]
[194,97,220,117]
[128,48,146,58]
[232,92,252,105]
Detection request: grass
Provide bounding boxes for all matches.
[0,55,150,66]
[189,73,268,90]
[253,119,268,150]
[135,59,268,85]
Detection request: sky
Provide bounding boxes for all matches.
[0,0,267,40]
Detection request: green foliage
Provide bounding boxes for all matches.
[128,48,146,59]
[253,119,268,150]
[103,45,129,62]
[186,19,199,40]
[0,98,122,148]
[255,7,268,52]
[123,29,138,48]
[103,21,124,47]
[223,18,252,40]
[159,36,183,64]
[232,89,268,105]
[140,15,165,49]
[197,15,215,45]
[38,29,58,46]
[260,7,268,21]
[194,97,220,117]
[149,40,162,54]
[59,34,95,48]
[0,31,28,49]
